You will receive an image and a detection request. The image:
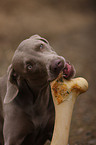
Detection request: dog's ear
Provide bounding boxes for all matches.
[4,65,19,104]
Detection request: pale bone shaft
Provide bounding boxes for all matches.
[50,77,88,145]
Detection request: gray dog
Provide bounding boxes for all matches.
[0,35,75,145]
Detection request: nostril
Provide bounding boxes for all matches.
[57,60,62,67]
[55,59,62,66]
[57,61,60,65]
[54,67,57,71]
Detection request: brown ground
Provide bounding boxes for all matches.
[0,0,96,144]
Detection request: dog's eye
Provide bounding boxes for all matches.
[40,44,44,51]
[27,65,33,70]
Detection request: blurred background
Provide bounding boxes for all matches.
[0,0,96,144]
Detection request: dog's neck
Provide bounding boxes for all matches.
[15,79,51,119]
[26,79,49,99]
[14,79,50,113]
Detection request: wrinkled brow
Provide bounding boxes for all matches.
[39,38,49,44]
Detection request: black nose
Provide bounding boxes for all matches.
[50,59,64,74]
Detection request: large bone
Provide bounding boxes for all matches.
[50,74,88,145]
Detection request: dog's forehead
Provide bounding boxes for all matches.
[30,35,49,44]
[30,34,49,44]
[17,35,49,51]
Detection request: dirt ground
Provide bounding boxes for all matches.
[0,0,96,144]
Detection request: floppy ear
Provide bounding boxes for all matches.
[4,65,19,104]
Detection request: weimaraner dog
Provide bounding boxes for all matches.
[0,35,75,145]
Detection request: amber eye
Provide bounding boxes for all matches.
[27,64,33,70]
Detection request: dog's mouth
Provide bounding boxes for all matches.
[63,62,76,80]
[49,62,76,82]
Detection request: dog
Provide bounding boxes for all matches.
[0,35,75,145]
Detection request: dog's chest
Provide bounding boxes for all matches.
[29,105,50,130]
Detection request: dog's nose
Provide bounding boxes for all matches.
[50,59,64,74]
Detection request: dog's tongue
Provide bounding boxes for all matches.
[63,63,75,79]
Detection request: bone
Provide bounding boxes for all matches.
[50,75,88,145]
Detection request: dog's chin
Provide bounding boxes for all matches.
[48,73,60,82]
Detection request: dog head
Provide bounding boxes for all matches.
[4,35,75,103]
